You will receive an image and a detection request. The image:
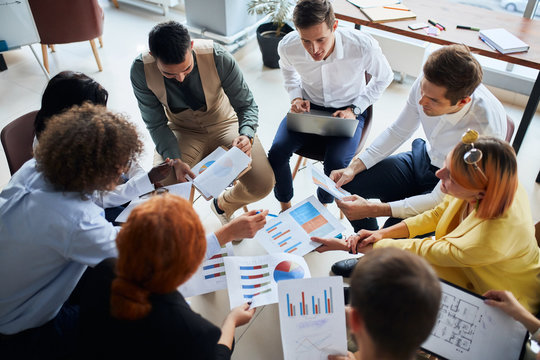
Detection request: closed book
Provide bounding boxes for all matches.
[347,0,401,8]
[360,4,416,23]
[478,28,529,54]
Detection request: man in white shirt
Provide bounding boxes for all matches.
[267,0,393,212]
[330,44,507,277]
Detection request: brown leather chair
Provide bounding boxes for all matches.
[1,111,38,175]
[28,0,104,73]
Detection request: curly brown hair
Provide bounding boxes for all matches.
[34,103,143,194]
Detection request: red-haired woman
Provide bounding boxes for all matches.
[76,194,254,359]
[314,131,540,314]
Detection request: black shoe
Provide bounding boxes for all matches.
[331,258,359,278]
[343,286,350,305]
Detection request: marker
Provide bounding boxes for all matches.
[436,22,446,31]
[428,19,444,31]
[247,300,253,309]
[382,6,410,11]
[457,25,480,31]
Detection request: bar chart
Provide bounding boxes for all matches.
[285,286,334,317]
[289,201,335,238]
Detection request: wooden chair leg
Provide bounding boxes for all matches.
[292,156,303,180]
[340,210,344,219]
[98,37,103,48]
[302,158,308,166]
[89,39,103,72]
[111,0,119,8]
[243,205,249,213]
[41,44,49,73]
[48,44,55,52]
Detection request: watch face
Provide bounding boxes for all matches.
[353,106,360,115]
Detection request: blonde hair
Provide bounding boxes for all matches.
[110,194,206,320]
[450,136,518,219]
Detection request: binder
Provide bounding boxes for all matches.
[478,28,530,54]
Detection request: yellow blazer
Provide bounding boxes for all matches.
[374,184,540,313]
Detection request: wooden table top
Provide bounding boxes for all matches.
[334,0,540,70]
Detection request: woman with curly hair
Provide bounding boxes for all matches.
[77,194,255,359]
[314,132,540,314]
[33,71,172,222]
[0,103,143,359]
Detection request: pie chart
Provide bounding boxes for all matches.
[199,160,215,174]
[273,261,305,282]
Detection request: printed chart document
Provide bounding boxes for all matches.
[421,281,528,360]
[255,195,345,257]
[190,146,251,200]
[309,163,351,200]
[179,243,234,298]
[224,253,311,309]
[278,277,348,360]
[115,182,192,223]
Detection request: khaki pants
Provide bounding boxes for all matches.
[155,119,275,215]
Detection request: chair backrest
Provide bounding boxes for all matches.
[28,0,103,45]
[506,115,515,143]
[296,72,374,161]
[1,111,38,175]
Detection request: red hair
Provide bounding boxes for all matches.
[110,194,206,320]
[450,136,518,219]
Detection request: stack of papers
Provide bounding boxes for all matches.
[189,146,251,200]
[479,28,529,54]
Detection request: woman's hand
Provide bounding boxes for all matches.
[347,230,383,254]
[227,302,256,328]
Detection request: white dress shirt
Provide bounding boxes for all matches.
[357,75,507,219]
[278,27,394,112]
[92,162,154,208]
[0,159,119,334]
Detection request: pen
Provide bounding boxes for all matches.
[382,6,410,11]
[456,25,480,31]
[479,36,497,51]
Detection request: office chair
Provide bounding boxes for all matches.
[506,115,515,143]
[1,111,38,175]
[28,0,105,73]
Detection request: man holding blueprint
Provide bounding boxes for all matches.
[267,0,393,213]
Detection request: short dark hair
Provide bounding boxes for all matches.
[35,71,108,139]
[423,44,483,105]
[148,21,191,64]
[34,103,143,194]
[293,0,335,30]
[350,248,441,359]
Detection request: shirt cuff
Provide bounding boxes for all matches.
[288,89,304,103]
[357,151,376,170]
[239,125,255,139]
[205,233,221,259]
[131,172,155,196]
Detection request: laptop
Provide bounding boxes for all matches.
[286,109,359,137]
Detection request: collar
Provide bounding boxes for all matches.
[442,97,473,125]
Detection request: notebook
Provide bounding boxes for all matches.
[360,4,416,23]
[478,28,530,54]
[347,0,401,8]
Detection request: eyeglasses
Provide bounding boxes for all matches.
[461,129,487,182]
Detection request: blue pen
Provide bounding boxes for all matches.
[255,211,278,217]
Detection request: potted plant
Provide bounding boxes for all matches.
[247,0,294,69]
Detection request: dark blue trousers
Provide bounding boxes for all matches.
[268,104,366,204]
[342,138,440,231]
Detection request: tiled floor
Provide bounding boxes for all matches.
[1,1,539,359]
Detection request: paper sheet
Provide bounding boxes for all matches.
[421,281,528,360]
[192,146,251,199]
[224,253,311,309]
[114,182,192,222]
[255,195,345,257]
[278,277,348,360]
[179,242,234,298]
[309,163,351,200]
